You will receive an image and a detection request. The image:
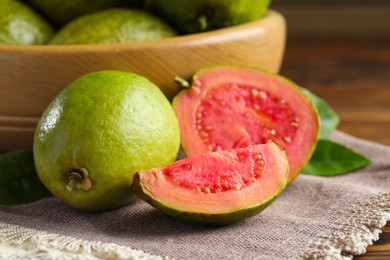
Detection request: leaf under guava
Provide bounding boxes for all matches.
[302,140,371,176]
[301,88,339,139]
[0,150,51,205]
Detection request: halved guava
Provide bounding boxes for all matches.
[132,142,288,225]
[173,66,319,183]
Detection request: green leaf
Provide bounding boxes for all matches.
[0,150,51,205]
[302,140,371,176]
[301,88,340,139]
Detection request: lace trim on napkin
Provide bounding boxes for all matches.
[0,222,166,260]
[300,192,390,260]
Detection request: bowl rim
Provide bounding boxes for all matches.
[0,10,283,54]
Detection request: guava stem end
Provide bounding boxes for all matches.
[197,15,208,31]
[174,76,190,89]
[65,168,92,192]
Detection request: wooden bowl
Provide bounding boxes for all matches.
[0,10,286,150]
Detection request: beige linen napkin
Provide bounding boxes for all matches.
[0,131,389,259]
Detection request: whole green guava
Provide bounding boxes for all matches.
[33,70,180,211]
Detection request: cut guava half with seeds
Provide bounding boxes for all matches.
[132,142,288,225]
[173,66,320,183]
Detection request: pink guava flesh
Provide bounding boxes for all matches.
[173,66,319,183]
[163,144,268,194]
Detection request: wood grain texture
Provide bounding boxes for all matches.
[0,10,286,150]
[280,36,390,258]
[271,0,390,37]
[355,223,390,259]
[280,37,390,146]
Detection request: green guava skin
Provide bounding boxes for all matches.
[33,70,181,212]
[49,8,178,45]
[0,0,54,45]
[29,0,143,27]
[148,0,272,34]
[132,172,287,225]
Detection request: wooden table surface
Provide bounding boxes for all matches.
[280,37,390,259]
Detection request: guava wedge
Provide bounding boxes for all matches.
[132,142,288,225]
[173,66,320,183]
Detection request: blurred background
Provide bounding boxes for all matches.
[270,0,390,145]
[272,0,389,38]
